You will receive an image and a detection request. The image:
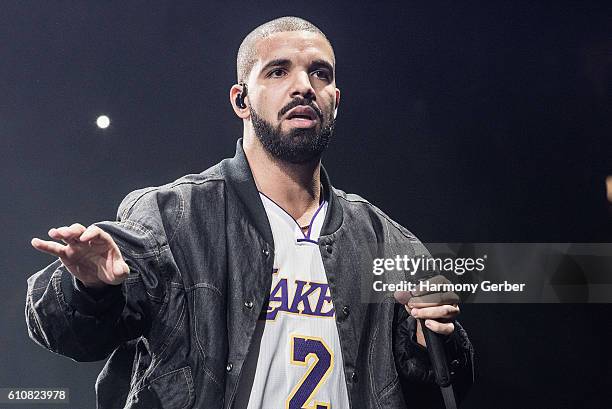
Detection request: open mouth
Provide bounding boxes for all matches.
[285,106,319,127]
[288,114,315,119]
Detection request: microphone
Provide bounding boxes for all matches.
[417,279,458,409]
[419,318,453,388]
[395,270,459,408]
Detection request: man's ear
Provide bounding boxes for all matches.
[334,88,341,119]
[230,84,250,119]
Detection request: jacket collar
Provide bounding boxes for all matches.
[219,138,343,247]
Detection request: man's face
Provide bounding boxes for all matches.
[247,31,340,164]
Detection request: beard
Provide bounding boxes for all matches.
[250,102,335,164]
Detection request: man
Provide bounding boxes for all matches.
[27,17,473,409]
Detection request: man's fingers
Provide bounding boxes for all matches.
[394,290,412,305]
[410,275,451,297]
[424,319,455,335]
[395,290,460,307]
[31,238,67,258]
[102,252,129,284]
[393,275,460,306]
[408,291,461,306]
[79,225,111,244]
[409,304,460,320]
[68,223,86,236]
[113,258,130,278]
[48,227,64,240]
[49,224,86,244]
[407,301,460,309]
[35,224,128,288]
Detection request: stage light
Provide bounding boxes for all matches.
[606,176,612,203]
[96,115,110,129]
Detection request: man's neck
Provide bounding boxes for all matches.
[243,135,322,227]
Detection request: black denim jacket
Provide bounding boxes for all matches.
[26,139,474,409]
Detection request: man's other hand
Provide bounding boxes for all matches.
[31,223,129,289]
[394,275,461,347]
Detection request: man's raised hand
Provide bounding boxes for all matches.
[31,223,129,288]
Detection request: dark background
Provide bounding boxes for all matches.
[2,1,611,408]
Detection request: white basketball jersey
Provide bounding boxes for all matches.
[238,192,350,409]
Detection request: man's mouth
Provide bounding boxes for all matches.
[285,106,319,128]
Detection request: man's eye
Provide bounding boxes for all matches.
[312,70,331,81]
[268,69,286,78]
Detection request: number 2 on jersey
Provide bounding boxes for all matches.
[286,335,334,409]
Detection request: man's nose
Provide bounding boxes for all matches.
[290,71,316,100]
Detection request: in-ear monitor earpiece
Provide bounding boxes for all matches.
[235,83,248,109]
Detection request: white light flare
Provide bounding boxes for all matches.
[96,115,110,129]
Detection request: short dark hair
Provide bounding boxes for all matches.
[236,16,334,84]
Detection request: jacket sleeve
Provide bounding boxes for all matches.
[392,303,475,408]
[25,187,178,362]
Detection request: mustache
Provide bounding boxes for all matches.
[278,98,323,121]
